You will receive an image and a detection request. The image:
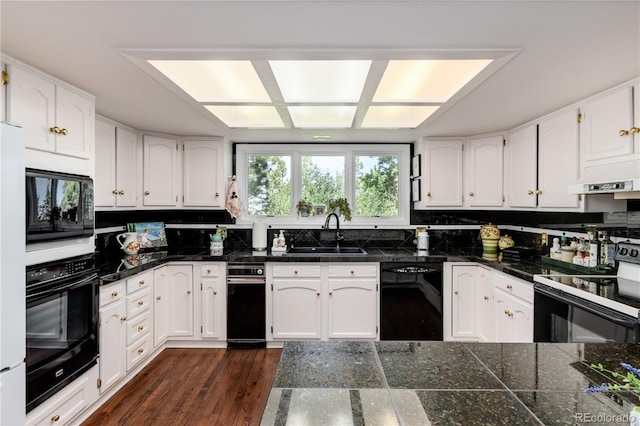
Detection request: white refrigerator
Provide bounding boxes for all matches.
[0,123,26,425]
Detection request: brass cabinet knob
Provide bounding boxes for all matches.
[294,270,298,274]
[118,190,125,195]
[329,291,333,296]
[51,415,60,422]
[316,291,320,296]
[350,270,355,274]
[427,192,431,197]
[215,192,220,197]
[144,191,150,195]
[536,190,542,195]
[60,128,68,135]
[504,310,510,315]
[112,291,118,297]
[620,129,630,136]
[138,325,144,331]
[49,126,61,134]
[207,269,212,273]
[112,189,119,195]
[527,190,534,195]
[631,127,640,134]
[213,290,218,295]
[187,290,192,295]
[484,296,489,301]
[469,192,474,196]
[507,284,513,290]
[454,291,459,295]
[121,316,126,322]
[137,301,144,306]
[138,348,144,354]
[139,280,145,286]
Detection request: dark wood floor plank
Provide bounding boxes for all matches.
[82,348,281,426]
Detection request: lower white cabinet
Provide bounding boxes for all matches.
[167,265,194,337]
[200,263,226,340]
[492,271,533,343]
[267,262,379,341]
[26,365,99,426]
[98,282,126,394]
[153,266,170,347]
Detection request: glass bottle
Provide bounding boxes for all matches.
[601,231,616,267]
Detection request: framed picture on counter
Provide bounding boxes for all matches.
[412,154,421,178]
[314,205,326,216]
[412,179,421,202]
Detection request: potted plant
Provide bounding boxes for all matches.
[328,197,352,221]
[296,200,313,217]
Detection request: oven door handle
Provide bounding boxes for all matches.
[227,277,266,285]
[27,273,98,300]
[534,283,639,328]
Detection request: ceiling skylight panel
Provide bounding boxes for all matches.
[270,60,371,102]
[204,105,284,128]
[149,60,271,102]
[288,106,356,128]
[373,59,492,102]
[361,105,440,128]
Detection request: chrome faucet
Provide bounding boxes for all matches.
[323,212,344,248]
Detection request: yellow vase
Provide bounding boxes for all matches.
[480,223,500,261]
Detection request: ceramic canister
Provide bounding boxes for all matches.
[480,223,500,261]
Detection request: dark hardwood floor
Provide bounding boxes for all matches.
[82,348,282,426]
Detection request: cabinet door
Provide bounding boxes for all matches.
[201,276,225,339]
[581,86,634,162]
[420,140,463,207]
[98,299,126,394]
[115,127,138,207]
[7,64,56,153]
[168,265,194,337]
[506,126,537,208]
[55,85,93,159]
[493,288,512,343]
[475,267,494,342]
[449,265,477,340]
[94,120,117,207]
[327,278,377,339]
[465,136,504,207]
[153,266,170,347]
[494,288,533,343]
[272,279,322,340]
[538,109,581,209]
[143,135,177,206]
[1,62,6,123]
[183,140,223,207]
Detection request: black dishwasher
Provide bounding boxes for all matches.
[380,263,443,340]
[227,262,266,348]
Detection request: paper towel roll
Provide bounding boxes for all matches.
[252,221,267,251]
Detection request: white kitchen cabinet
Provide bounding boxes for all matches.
[8,63,94,159]
[444,263,494,342]
[326,264,378,339]
[25,365,99,426]
[95,120,137,208]
[464,136,504,207]
[492,270,533,343]
[98,283,126,394]
[538,109,581,209]
[200,263,226,340]
[580,86,635,163]
[153,266,170,347]
[183,139,224,207]
[417,139,463,207]
[124,271,153,371]
[167,265,194,337]
[505,125,537,208]
[142,135,178,206]
[270,264,323,340]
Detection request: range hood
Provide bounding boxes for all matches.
[568,179,640,195]
[568,155,640,198]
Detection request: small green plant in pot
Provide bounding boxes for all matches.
[296,200,313,217]
[328,198,352,221]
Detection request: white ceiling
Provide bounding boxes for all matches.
[1,1,639,143]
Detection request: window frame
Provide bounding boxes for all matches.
[235,143,410,227]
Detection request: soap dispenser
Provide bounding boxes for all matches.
[277,230,286,248]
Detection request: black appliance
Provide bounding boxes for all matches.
[227,262,266,348]
[25,253,99,412]
[380,263,443,340]
[26,168,94,244]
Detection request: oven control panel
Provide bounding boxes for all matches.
[27,254,96,285]
[616,242,640,265]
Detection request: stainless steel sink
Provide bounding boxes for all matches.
[284,246,368,256]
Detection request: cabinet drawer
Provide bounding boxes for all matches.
[126,270,153,294]
[201,264,221,277]
[126,287,151,318]
[493,272,533,303]
[272,264,321,278]
[126,335,151,371]
[126,310,151,346]
[99,282,125,307]
[328,264,377,278]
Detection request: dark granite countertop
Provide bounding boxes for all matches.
[261,341,640,425]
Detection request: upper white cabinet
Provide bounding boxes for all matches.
[416,139,463,207]
[95,120,137,208]
[464,136,504,207]
[183,139,224,207]
[7,63,94,159]
[538,109,581,209]
[143,135,178,206]
[505,125,537,208]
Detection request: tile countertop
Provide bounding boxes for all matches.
[261,341,640,426]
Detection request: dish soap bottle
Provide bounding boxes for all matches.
[277,230,286,248]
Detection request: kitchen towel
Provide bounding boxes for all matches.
[225,179,243,219]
